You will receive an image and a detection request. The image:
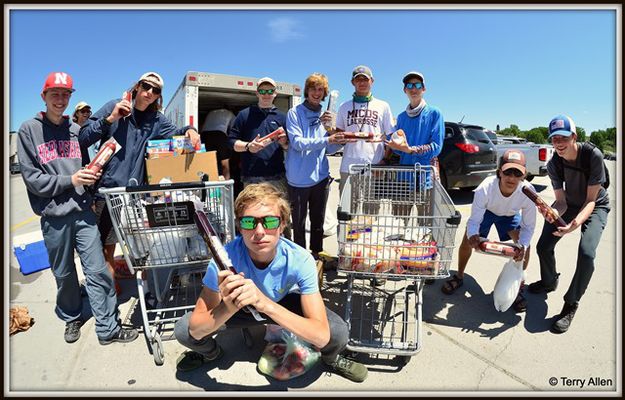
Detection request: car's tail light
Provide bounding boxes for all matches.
[455,143,480,153]
[539,148,547,161]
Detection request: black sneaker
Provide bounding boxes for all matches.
[528,273,560,294]
[551,302,579,334]
[326,354,368,383]
[64,320,83,343]
[98,327,139,345]
[176,345,223,372]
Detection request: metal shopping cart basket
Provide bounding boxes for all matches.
[336,163,461,364]
[100,180,235,365]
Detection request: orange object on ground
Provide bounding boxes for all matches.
[10,306,35,335]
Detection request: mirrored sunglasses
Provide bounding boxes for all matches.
[502,168,524,178]
[139,81,162,95]
[238,216,281,230]
[404,82,423,90]
[258,89,275,95]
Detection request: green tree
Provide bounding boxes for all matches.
[589,131,605,152]
[525,129,546,144]
[499,124,521,137]
[606,127,616,143]
[523,127,548,143]
[576,126,586,142]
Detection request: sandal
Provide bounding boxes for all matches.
[441,274,464,295]
[512,291,527,313]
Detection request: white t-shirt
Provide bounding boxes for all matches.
[466,175,537,248]
[336,97,394,174]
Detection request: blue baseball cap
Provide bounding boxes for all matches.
[548,115,577,140]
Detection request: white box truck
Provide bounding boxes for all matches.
[163,70,302,198]
[164,71,302,131]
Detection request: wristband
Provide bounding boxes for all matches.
[102,115,112,126]
[245,142,251,152]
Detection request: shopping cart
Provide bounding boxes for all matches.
[336,163,461,364]
[100,180,235,365]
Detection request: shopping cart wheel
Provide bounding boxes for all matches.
[241,327,254,349]
[152,335,164,366]
[399,355,411,366]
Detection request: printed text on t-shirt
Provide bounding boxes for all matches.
[347,109,379,128]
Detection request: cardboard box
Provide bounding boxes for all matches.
[145,151,219,184]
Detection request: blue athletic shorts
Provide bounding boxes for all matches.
[478,209,521,242]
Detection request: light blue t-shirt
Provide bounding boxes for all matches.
[202,236,319,302]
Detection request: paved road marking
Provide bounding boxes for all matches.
[11,215,40,232]
[426,322,538,389]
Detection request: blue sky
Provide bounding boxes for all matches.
[8,6,618,134]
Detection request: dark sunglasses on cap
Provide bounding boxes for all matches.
[502,168,524,178]
[238,216,281,230]
[404,82,423,90]
[258,88,275,95]
[139,81,162,95]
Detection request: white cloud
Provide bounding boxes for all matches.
[268,17,304,43]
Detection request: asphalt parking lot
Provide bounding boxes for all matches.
[6,158,620,395]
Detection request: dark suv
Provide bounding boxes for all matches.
[438,122,498,190]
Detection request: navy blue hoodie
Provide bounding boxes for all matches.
[227,105,287,179]
[79,99,193,194]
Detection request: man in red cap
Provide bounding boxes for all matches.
[16,72,139,345]
[441,150,537,313]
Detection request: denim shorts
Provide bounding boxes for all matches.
[479,209,521,241]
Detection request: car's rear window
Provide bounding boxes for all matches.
[464,128,491,143]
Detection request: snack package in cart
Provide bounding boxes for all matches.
[257,325,320,381]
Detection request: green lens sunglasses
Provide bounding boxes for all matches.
[239,216,281,230]
[258,89,275,95]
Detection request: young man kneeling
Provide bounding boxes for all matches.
[441,150,537,313]
[174,183,367,383]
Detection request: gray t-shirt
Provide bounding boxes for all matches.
[547,143,610,210]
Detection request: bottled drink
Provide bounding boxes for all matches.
[477,239,520,258]
[391,129,407,145]
[521,186,567,228]
[119,91,132,117]
[323,90,339,131]
[86,140,117,174]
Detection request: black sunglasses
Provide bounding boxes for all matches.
[139,81,162,95]
[502,169,524,178]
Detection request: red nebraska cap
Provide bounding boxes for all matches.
[42,72,75,93]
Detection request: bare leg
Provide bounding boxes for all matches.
[456,229,473,279]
